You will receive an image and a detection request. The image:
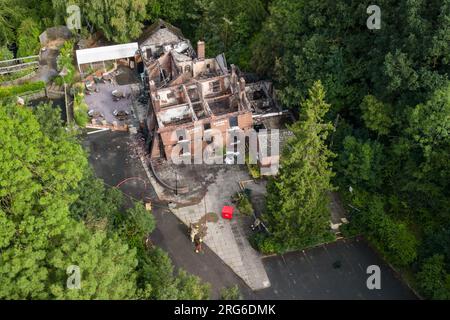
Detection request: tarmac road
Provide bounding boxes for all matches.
[83,131,417,300]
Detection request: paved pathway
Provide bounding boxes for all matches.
[171,167,271,290]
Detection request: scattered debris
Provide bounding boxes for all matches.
[85,80,95,91]
[112,89,125,99]
[88,109,104,118]
[113,109,129,120]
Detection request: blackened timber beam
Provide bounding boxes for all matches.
[182,84,198,121]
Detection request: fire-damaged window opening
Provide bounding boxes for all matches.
[176,129,186,141]
[206,135,214,144]
[210,81,220,93]
[229,116,238,128]
[167,92,176,99]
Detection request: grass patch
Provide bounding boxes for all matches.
[0,81,45,99]
[0,67,37,83]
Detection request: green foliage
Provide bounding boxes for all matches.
[253,0,450,109]
[335,136,384,191]
[0,0,25,45]
[33,102,67,138]
[136,247,210,300]
[421,226,450,266]
[263,81,335,251]
[146,0,186,22]
[251,0,449,298]
[360,95,393,136]
[0,102,138,299]
[406,84,450,160]
[0,101,211,299]
[247,164,261,179]
[0,46,13,60]
[69,168,124,231]
[53,0,148,43]
[56,41,76,85]
[16,18,41,57]
[234,192,254,216]
[346,195,418,267]
[245,154,261,179]
[249,233,282,255]
[416,255,450,300]
[195,0,267,69]
[220,285,242,300]
[0,81,45,98]
[117,203,155,249]
[174,270,211,300]
[0,1,54,46]
[0,67,37,83]
[48,226,138,299]
[89,0,148,43]
[73,91,89,127]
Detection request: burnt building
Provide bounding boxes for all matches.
[141,21,288,169]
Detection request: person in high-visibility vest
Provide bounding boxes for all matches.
[194,234,203,253]
[190,223,199,243]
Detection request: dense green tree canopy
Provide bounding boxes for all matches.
[51,0,148,43]
[16,18,41,57]
[251,0,449,298]
[0,103,138,299]
[0,103,210,299]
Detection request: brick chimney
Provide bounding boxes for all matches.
[197,41,205,60]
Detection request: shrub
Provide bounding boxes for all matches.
[16,18,41,57]
[249,233,283,255]
[237,196,253,216]
[234,191,254,216]
[73,92,89,127]
[245,154,261,179]
[416,255,450,300]
[0,81,45,98]
[0,46,13,61]
[348,196,418,267]
[220,285,242,300]
[248,163,261,179]
[56,40,76,85]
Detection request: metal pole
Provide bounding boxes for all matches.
[175,172,178,195]
[64,82,70,125]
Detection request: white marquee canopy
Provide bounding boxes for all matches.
[76,42,139,66]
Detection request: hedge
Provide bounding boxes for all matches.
[0,81,46,98]
[73,92,89,127]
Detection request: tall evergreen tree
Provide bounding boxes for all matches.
[263,81,335,250]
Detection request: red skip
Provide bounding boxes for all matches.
[222,206,234,220]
